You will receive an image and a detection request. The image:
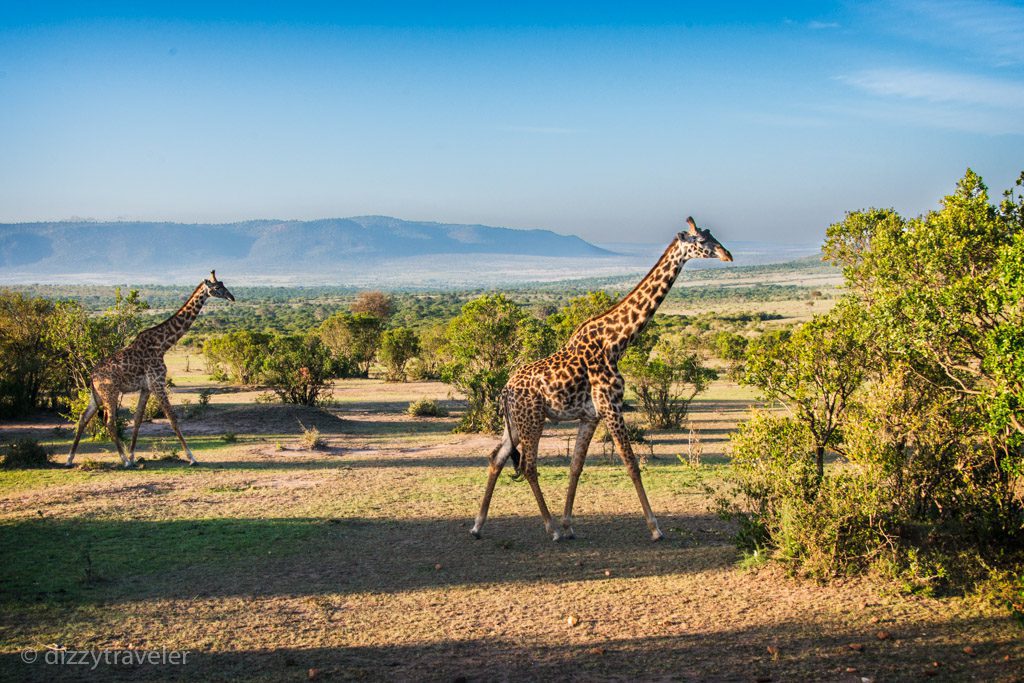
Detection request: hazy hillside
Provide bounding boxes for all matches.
[0,216,824,286]
[0,216,612,279]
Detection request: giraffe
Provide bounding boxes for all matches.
[470,217,733,541]
[66,272,235,468]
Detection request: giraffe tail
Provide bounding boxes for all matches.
[498,392,525,481]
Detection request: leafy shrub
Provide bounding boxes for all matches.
[263,334,333,406]
[203,330,271,385]
[198,388,212,409]
[1,438,50,468]
[407,398,449,417]
[440,294,549,432]
[379,327,421,382]
[222,432,237,444]
[620,337,715,429]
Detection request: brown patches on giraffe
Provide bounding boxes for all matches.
[470,218,734,542]
[66,272,235,468]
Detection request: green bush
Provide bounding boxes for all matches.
[1,438,50,469]
[263,334,333,406]
[407,398,448,417]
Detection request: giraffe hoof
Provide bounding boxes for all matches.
[551,530,563,542]
[469,528,481,539]
[651,529,665,542]
[562,529,576,540]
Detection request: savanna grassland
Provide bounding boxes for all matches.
[2,258,1022,682]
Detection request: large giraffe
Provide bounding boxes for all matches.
[470,217,733,541]
[66,272,235,468]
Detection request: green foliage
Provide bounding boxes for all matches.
[726,169,1024,586]
[713,331,748,381]
[406,325,447,381]
[203,330,272,385]
[743,300,869,478]
[620,336,715,429]
[262,334,333,406]
[728,412,888,577]
[379,327,421,382]
[439,294,535,432]
[407,398,449,417]
[0,292,55,416]
[1,438,51,469]
[547,290,616,346]
[319,312,384,378]
[825,169,1024,451]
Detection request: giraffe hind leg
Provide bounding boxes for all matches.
[470,427,516,539]
[66,390,100,467]
[101,395,131,468]
[127,388,150,466]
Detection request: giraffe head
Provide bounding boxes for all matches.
[203,270,236,301]
[677,216,733,262]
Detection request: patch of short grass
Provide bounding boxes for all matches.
[0,517,323,606]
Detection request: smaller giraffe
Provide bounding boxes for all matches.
[471,217,733,541]
[66,272,235,468]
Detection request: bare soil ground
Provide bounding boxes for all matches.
[1,372,1021,682]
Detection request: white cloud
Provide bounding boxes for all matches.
[807,20,840,30]
[841,67,1024,109]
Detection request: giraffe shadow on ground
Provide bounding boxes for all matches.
[1,513,738,606]
[2,616,1017,682]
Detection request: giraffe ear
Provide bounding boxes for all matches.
[686,217,698,236]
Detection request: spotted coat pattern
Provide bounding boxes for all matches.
[470,219,733,541]
[66,273,235,467]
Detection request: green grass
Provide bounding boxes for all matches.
[0,517,324,606]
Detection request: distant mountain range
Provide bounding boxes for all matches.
[0,216,820,286]
[0,216,611,277]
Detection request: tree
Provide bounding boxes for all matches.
[744,301,869,479]
[350,290,394,321]
[0,292,55,416]
[378,327,420,382]
[319,312,385,377]
[203,330,272,384]
[824,169,1024,464]
[713,331,748,381]
[620,336,716,429]
[440,294,537,432]
[262,334,333,405]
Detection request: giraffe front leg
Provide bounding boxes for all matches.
[67,391,99,467]
[127,388,150,467]
[604,409,663,542]
[153,387,196,464]
[518,426,562,541]
[561,419,598,539]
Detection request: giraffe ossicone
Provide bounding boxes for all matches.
[66,273,236,468]
[470,217,733,542]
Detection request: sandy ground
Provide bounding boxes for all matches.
[1,377,1022,682]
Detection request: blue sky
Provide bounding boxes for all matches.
[1,2,1022,244]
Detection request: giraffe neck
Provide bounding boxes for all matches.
[601,238,687,355]
[151,284,209,354]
